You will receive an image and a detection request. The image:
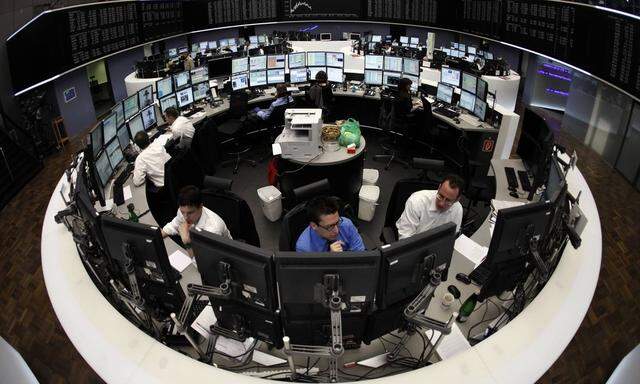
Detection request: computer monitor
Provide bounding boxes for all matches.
[326,52,344,68]
[476,78,488,101]
[384,56,403,72]
[402,58,420,76]
[231,73,249,90]
[249,35,258,44]
[156,77,173,100]
[517,109,555,197]
[176,87,194,109]
[159,94,177,114]
[208,41,217,49]
[473,97,487,121]
[102,112,118,143]
[128,114,144,139]
[105,136,124,170]
[267,69,285,85]
[231,57,248,74]
[168,48,178,58]
[116,124,130,150]
[190,66,209,85]
[110,103,125,127]
[544,157,566,204]
[364,70,383,85]
[249,70,267,87]
[209,57,232,77]
[267,54,286,69]
[350,33,361,40]
[371,35,382,43]
[191,43,199,53]
[137,85,154,108]
[100,216,185,317]
[410,36,419,45]
[199,41,208,51]
[308,67,326,81]
[459,43,466,52]
[459,89,476,112]
[441,67,461,87]
[320,33,331,41]
[192,82,209,102]
[376,222,456,308]
[452,42,459,49]
[123,94,139,121]
[461,72,477,94]
[368,42,377,50]
[90,125,103,158]
[468,46,477,55]
[275,250,381,346]
[249,55,267,71]
[383,72,401,87]
[94,150,112,188]
[443,48,452,56]
[173,70,191,91]
[178,46,188,54]
[219,39,228,48]
[289,67,308,83]
[485,52,494,60]
[326,67,343,83]
[288,52,306,68]
[400,36,409,45]
[436,82,454,104]
[365,55,384,70]
[140,106,157,131]
[227,38,237,46]
[307,52,326,67]
[258,35,266,44]
[401,74,419,92]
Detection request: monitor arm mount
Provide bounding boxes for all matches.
[518,225,549,283]
[170,262,233,362]
[283,273,345,383]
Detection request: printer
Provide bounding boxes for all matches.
[275,108,323,160]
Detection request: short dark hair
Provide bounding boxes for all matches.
[306,196,339,223]
[398,77,412,93]
[164,106,179,119]
[442,174,465,197]
[276,83,288,97]
[177,185,202,207]
[315,70,328,82]
[134,131,150,149]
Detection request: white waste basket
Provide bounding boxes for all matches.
[358,185,380,222]
[257,186,282,222]
[362,168,379,186]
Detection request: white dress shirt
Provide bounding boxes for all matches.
[396,190,463,239]
[132,133,171,187]
[162,206,232,240]
[170,116,195,144]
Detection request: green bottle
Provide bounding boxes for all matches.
[456,293,478,323]
[127,203,139,223]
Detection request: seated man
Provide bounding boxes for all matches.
[306,70,334,112]
[132,131,171,188]
[252,83,293,121]
[296,196,365,252]
[396,174,464,239]
[162,185,232,257]
[164,106,195,149]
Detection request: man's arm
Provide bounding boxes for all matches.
[345,220,365,251]
[161,211,182,237]
[132,157,146,187]
[396,197,421,240]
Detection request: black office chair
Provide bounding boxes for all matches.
[254,100,293,162]
[190,119,221,175]
[374,94,410,170]
[217,91,256,174]
[163,150,205,209]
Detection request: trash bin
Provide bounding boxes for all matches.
[257,185,282,222]
[358,185,380,222]
[362,168,379,186]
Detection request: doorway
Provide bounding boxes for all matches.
[86,60,114,117]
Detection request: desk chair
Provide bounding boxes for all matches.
[255,100,292,162]
[373,94,410,170]
[190,119,220,175]
[164,150,205,210]
[456,133,494,232]
[217,91,256,174]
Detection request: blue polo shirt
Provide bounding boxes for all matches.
[295,217,366,252]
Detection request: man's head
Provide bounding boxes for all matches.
[306,196,341,241]
[134,131,150,150]
[315,70,328,83]
[435,174,465,212]
[177,185,203,225]
[398,77,412,94]
[276,83,288,98]
[164,106,179,124]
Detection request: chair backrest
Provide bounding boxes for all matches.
[279,201,309,251]
[164,150,205,207]
[201,189,261,247]
[420,96,434,129]
[228,91,249,119]
[378,94,394,130]
[383,178,440,235]
[190,122,220,175]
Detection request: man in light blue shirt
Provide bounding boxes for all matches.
[296,196,365,253]
[252,84,293,120]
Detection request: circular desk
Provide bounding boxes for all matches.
[42,149,600,383]
[124,71,161,97]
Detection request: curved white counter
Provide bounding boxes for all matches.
[124,71,162,97]
[42,160,600,383]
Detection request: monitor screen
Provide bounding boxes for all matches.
[176,87,194,108]
[90,125,103,157]
[249,35,258,44]
[105,137,124,170]
[191,43,199,53]
[365,55,384,70]
[326,52,344,68]
[111,103,124,127]
[410,37,419,45]
[476,78,488,100]
[178,46,188,54]
[461,72,477,94]
[401,74,419,92]
[443,48,451,56]
[249,70,267,87]
[459,43,466,52]
[452,42,459,49]
[208,41,217,49]
[192,82,209,101]
[219,39,228,47]
[231,57,248,74]
[138,85,153,108]
[364,70,383,85]
[168,48,177,58]
[199,42,208,51]
[400,36,409,44]
[249,55,267,71]
[227,38,237,46]
[320,33,331,41]
[190,66,209,84]
[384,56,403,72]
[436,82,454,104]
[173,71,191,91]
[459,89,476,112]
[101,112,117,144]
[267,54,286,69]
[140,106,157,130]
[371,35,381,43]
[128,114,144,138]
[403,58,420,76]
[156,77,173,99]
[288,52,306,68]
[307,52,326,67]
[258,35,266,44]
[116,124,130,150]
[474,97,487,121]
[485,52,494,59]
[327,67,343,83]
[350,33,360,40]
[441,67,461,87]
[308,67,327,81]
[159,95,177,114]
[231,73,249,90]
[289,67,308,83]
[123,94,139,120]
[383,72,401,87]
[267,69,285,85]
[468,46,477,55]
[95,150,112,187]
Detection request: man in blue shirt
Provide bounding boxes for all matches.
[296,196,365,252]
[252,84,293,121]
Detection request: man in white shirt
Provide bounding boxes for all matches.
[161,185,232,257]
[396,174,465,239]
[132,131,171,187]
[164,107,195,149]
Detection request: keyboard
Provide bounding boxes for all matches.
[518,170,532,192]
[504,167,518,190]
[433,107,460,119]
[112,163,135,206]
[183,107,204,118]
[469,263,492,285]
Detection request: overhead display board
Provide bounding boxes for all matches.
[6,0,640,101]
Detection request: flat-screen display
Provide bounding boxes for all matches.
[400,36,409,44]
[403,58,420,76]
[111,103,124,127]
[116,124,130,150]
[140,106,157,130]
[476,78,488,100]
[173,71,191,90]
[459,89,476,112]
[123,94,139,120]
[105,137,124,170]
[384,56,402,72]
[441,67,461,88]
[192,82,209,101]
[371,35,381,43]
[190,66,209,84]
[436,83,454,104]
[402,74,419,92]
[365,55,384,70]
[156,77,173,99]
[327,67,343,83]
[249,55,267,71]
[231,57,248,74]
[95,150,112,188]
[258,35,266,44]
[288,52,306,68]
[267,55,286,69]
[199,42,208,51]
[168,48,178,58]
[364,70,383,85]
[326,52,344,68]
[468,46,477,55]
[461,72,477,94]
[249,70,267,87]
[474,98,487,121]
[102,112,118,143]
[267,69,285,84]
[138,85,153,108]
[320,33,331,41]
[90,125,103,157]
[307,52,326,66]
[231,73,249,90]
[308,67,326,81]
[159,95,177,114]
[128,114,144,138]
[176,87,194,108]
[208,41,217,49]
[410,37,419,45]
[383,72,401,87]
[249,35,258,44]
[289,67,308,83]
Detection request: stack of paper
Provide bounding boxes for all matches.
[454,234,488,268]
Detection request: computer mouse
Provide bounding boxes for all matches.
[455,273,471,285]
[447,285,461,299]
[509,191,519,198]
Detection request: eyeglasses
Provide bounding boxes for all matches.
[436,191,457,206]
[317,217,343,232]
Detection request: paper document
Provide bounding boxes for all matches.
[491,199,525,212]
[454,234,488,268]
[168,250,193,272]
[272,143,282,156]
[252,350,287,366]
[432,323,471,360]
[215,336,255,361]
[190,303,217,338]
[122,185,133,202]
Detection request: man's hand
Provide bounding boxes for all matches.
[179,222,191,245]
[329,240,344,253]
